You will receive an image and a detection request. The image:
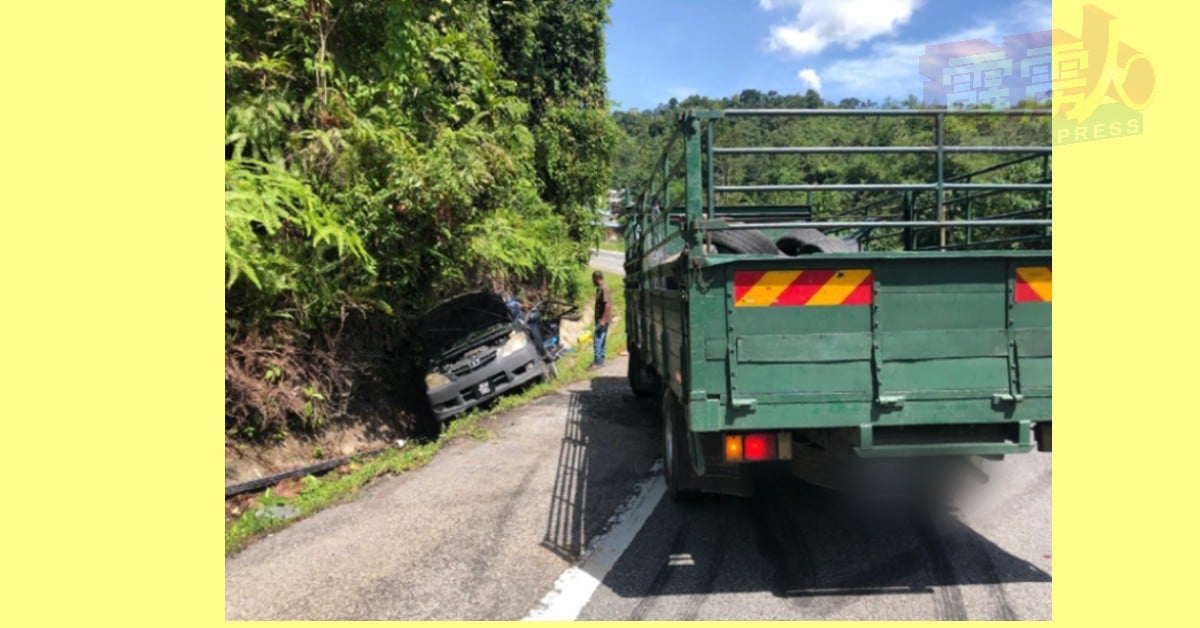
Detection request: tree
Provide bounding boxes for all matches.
[226,0,619,439]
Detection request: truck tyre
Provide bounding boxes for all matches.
[628,346,657,398]
[776,228,855,255]
[709,229,781,255]
[820,236,857,252]
[661,388,697,501]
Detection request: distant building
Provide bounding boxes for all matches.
[596,189,625,242]
[606,188,627,217]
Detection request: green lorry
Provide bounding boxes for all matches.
[623,109,1051,499]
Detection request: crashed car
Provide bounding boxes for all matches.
[418,291,549,421]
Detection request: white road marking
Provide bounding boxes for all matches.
[524,461,666,621]
[667,553,695,566]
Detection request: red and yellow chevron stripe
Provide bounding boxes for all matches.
[734,269,873,307]
[1015,266,1052,303]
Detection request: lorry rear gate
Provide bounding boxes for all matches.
[624,109,1051,499]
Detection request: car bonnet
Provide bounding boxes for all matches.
[418,292,515,357]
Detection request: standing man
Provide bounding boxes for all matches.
[591,271,612,369]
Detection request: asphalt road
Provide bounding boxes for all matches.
[576,442,1052,620]
[589,249,625,276]
[225,361,1051,620]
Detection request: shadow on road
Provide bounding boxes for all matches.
[540,377,1050,610]
[748,477,1050,596]
[540,375,659,561]
[605,471,1049,614]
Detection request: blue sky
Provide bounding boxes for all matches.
[605,0,1051,110]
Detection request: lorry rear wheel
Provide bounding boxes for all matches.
[661,388,696,501]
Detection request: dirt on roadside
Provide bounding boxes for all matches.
[226,294,601,519]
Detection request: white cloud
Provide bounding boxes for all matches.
[816,22,1001,100]
[797,68,822,92]
[819,41,925,98]
[762,0,924,56]
[1012,0,1051,33]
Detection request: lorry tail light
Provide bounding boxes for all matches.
[725,433,780,462]
[744,433,777,461]
[724,435,743,462]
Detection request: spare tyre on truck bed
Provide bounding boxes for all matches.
[623,108,1052,499]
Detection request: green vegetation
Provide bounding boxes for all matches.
[224,3,630,552]
[225,1,618,439]
[224,0,1046,553]
[610,90,1050,251]
[226,271,626,555]
[227,414,476,556]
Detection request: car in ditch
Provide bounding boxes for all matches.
[419,291,549,421]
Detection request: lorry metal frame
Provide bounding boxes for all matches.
[623,109,1051,499]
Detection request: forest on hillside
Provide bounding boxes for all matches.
[225,2,1050,443]
[225,0,616,440]
[610,89,1051,252]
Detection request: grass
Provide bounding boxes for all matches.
[596,239,625,253]
[225,268,627,556]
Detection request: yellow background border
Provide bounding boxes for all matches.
[4,0,1196,625]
